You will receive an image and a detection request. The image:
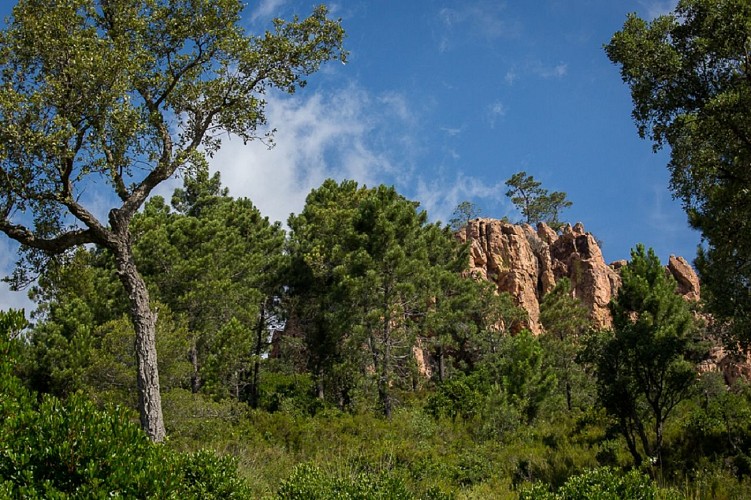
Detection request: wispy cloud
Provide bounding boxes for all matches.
[436,1,521,52]
[249,0,288,22]
[415,173,511,225]
[503,61,567,85]
[638,0,678,20]
[648,183,684,236]
[440,126,462,137]
[206,84,512,230]
[207,85,421,225]
[486,100,506,128]
[530,61,568,79]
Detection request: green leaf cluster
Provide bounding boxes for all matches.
[0,309,250,498]
[505,171,572,230]
[605,0,751,346]
[589,245,696,467]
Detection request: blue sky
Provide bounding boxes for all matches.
[0,0,700,311]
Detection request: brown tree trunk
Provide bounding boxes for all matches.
[438,347,446,383]
[113,244,166,442]
[190,342,201,394]
[249,299,267,408]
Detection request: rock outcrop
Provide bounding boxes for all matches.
[667,255,701,301]
[458,218,700,333]
[457,218,750,385]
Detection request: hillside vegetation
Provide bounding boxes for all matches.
[3,173,751,498]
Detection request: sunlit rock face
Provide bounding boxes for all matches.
[458,219,700,334]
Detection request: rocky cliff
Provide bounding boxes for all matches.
[455,218,751,385]
[457,218,699,334]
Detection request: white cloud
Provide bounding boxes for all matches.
[415,173,511,225]
[378,91,415,126]
[436,2,520,51]
[503,61,567,84]
[208,85,418,225]
[440,126,462,137]
[639,0,678,20]
[206,84,516,231]
[0,239,34,314]
[486,100,506,128]
[648,183,684,235]
[530,61,568,79]
[250,0,288,22]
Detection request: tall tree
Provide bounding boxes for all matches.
[591,245,695,467]
[23,170,286,407]
[286,179,368,405]
[132,171,287,404]
[539,278,591,411]
[504,171,572,230]
[448,201,481,231]
[347,185,437,417]
[0,0,344,440]
[286,180,468,417]
[605,0,751,346]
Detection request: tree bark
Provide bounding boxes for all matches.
[113,244,166,442]
[249,299,267,408]
[438,346,445,383]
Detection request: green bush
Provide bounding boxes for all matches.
[277,463,413,499]
[0,309,250,498]
[518,467,679,499]
[425,373,484,421]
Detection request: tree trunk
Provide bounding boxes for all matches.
[438,346,445,383]
[622,417,643,467]
[113,245,166,442]
[190,341,201,394]
[249,299,267,408]
[379,332,392,419]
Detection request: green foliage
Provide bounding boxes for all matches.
[132,172,288,402]
[427,331,556,435]
[590,245,695,467]
[0,0,345,440]
[286,179,477,416]
[0,392,252,498]
[605,0,751,347]
[278,463,413,499]
[519,467,674,500]
[1,310,250,498]
[425,372,485,421]
[448,201,481,231]
[540,278,594,411]
[674,374,751,479]
[22,168,287,406]
[505,171,572,230]
[491,330,557,424]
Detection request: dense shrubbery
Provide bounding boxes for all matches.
[0,310,251,498]
[519,467,677,500]
[278,464,414,499]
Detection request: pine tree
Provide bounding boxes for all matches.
[593,245,695,467]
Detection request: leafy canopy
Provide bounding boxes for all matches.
[605,0,751,346]
[505,171,571,230]
[590,245,695,467]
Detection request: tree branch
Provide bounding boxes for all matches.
[0,219,97,252]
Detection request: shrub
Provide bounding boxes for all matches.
[518,467,679,500]
[277,463,413,499]
[0,309,250,498]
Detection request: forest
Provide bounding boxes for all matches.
[2,0,751,498]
